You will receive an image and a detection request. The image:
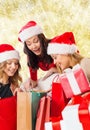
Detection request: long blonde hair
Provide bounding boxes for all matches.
[0,61,22,87]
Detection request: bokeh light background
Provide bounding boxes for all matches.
[0,0,90,81]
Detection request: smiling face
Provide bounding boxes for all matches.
[25,35,42,55]
[51,54,72,71]
[4,59,19,77]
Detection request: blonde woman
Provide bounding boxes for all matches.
[47,32,90,82]
[0,44,22,99]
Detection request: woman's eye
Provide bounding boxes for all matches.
[26,42,31,46]
[15,62,19,65]
[7,61,19,65]
[7,62,11,65]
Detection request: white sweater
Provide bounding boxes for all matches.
[80,58,90,82]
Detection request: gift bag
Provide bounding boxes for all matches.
[32,91,46,130]
[17,92,32,130]
[60,64,90,98]
[51,75,69,117]
[17,91,46,130]
[0,96,17,130]
[35,96,51,130]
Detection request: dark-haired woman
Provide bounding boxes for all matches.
[18,20,57,90]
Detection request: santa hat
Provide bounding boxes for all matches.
[0,44,20,63]
[18,21,43,43]
[47,32,77,54]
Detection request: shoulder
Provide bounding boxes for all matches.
[80,58,90,67]
[80,58,90,81]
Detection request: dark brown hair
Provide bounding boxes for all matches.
[24,33,53,69]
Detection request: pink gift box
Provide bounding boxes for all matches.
[60,64,90,98]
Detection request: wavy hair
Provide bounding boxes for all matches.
[69,52,84,64]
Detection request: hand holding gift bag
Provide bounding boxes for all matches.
[21,73,59,92]
[60,64,90,98]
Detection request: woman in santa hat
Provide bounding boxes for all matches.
[47,32,90,130]
[47,32,90,98]
[47,31,90,82]
[0,44,22,98]
[18,20,58,90]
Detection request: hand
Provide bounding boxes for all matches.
[22,78,38,91]
[30,79,37,88]
[13,88,23,95]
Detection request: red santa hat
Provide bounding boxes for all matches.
[0,44,20,63]
[18,21,43,43]
[47,32,77,54]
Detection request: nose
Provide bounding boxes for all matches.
[32,44,37,50]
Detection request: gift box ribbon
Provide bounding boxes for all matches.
[71,94,90,123]
[60,64,90,97]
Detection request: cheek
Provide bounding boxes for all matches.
[15,65,19,70]
[63,59,70,68]
[27,46,32,51]
[37,42,41,49]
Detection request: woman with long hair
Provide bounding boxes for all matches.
[47,32,90,82]
[18,20,57,90]
[0,44,22,98]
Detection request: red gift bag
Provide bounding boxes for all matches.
[0,96,17,130]
[51,75,69,117]
[35,96,51,130]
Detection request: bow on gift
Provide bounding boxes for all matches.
[45,116,63,130]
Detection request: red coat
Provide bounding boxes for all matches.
[29,61,55,80]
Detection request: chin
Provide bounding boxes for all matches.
[35,52,41,56]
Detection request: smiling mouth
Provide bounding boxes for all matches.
[34,48,40,53]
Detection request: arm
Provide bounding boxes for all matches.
[42,67,58,80]
[29,67,37,80]
[28,67,38,88]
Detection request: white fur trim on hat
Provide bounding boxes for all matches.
[19,25,43,43]
[0,50,20,63]
[47,43,77,54]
